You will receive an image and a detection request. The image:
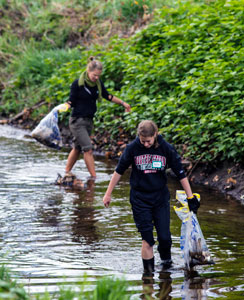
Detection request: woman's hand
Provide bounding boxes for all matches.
[102,172,121,208]
[57,102,70,112]
[111,96,131,112]
[103,194,111,208]
[123,102,131,112]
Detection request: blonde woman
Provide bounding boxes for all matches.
[65,57,130,178]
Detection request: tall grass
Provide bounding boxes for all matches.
[0,0,171,115]
[1,47,82,115]
[0,265,28,300]
[0,265,131,300]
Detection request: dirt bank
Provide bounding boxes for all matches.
[187,162,244,204]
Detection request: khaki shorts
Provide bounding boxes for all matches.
[69,117,93,152]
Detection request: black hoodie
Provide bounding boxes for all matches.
[115,135,186,192]
[69,79,111,118]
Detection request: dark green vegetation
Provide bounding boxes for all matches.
[0,265,28,299]
[0,265,131,300]
[0,0,243,164]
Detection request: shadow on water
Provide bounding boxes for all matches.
[0,124,244,299]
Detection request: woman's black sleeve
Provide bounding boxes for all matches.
[115,145,133,175]
[165,142,186,180]
[101,80,113,101]
[69,80,79,107]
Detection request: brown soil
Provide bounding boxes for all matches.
[187,161,244,204]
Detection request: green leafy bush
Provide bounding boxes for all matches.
[96,0,244,163]
[0,265,131,300]
[0,265,28,300]
[1,47,81,115]
[114,0,152,24]
[1,0,244,165]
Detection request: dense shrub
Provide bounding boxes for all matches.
[1,0,243,164]
[99,0,244,163]
[46,0,244,163]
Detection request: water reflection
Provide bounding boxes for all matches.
[141,274,158,300]
[181,270,208,300]
[71,179,99,245]
[140,270,210,300]
[157,271,172,300]
[36,194,63,227]
[142,271,173,300]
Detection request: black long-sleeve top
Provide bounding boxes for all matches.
[69,79,112,118]
[116,135,186,192]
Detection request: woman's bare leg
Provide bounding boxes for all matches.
[65,148,80,173]
[84,149,96,178]
[141,240,154,259]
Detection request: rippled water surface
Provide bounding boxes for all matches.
[0,124,244,299]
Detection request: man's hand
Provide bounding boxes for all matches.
[187,195,200,214]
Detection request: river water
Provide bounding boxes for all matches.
[0,124,243,299]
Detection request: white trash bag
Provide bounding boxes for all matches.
[174,190,214,269]
[31,103,69,150]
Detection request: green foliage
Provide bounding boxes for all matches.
[0,265,28,300]
[114,0,152,24]
[1,47,81,115]
[95,0,244,163]
[0,266,131,300]
[0,0,159,114]
[1,0,244,164]
[89,276,130,300]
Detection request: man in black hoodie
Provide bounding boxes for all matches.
[103,120,200,274]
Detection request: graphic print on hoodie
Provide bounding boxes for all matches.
[134,153,167,173]
[116,135,186,193]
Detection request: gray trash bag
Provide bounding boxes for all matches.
[31,103,68,150]
[174,190,214,269]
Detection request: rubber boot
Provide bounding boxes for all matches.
[158,245,171,260]
[161,259,172,269]
[142,257,155,275]
[157,245,172,269]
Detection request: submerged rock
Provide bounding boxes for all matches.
[55,173,85,190]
